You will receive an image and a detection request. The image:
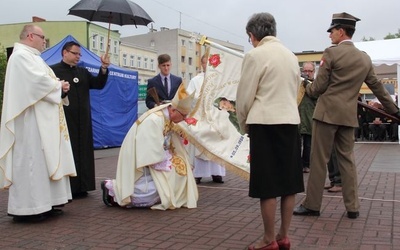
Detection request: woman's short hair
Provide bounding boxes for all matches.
[246,12,277,41]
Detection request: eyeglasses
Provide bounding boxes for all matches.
[175,109,187,119]
[31,33,45,40]
[302,70,314,73]
[67,50,82,57]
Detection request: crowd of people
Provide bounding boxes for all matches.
[1,10,400,250]
[356,98,399,142]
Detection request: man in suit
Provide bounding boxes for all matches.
[293,12,400,219]
[146,54,182,109]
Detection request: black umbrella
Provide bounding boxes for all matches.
[68,0,154,54]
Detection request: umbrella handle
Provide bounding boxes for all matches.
[105,15,111,56]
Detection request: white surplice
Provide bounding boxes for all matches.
[111,104,198,210]
[0,42,76,215]
[186,72,226,178]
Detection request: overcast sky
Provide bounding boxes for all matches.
[1,0,399,53]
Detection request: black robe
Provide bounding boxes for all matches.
[50,61,108,194]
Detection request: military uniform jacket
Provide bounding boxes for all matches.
[306,41,397,127]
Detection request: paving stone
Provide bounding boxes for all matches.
[0,143,399,249]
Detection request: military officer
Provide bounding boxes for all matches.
[293,12,400,219]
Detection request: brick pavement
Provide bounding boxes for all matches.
[0,143,399,249]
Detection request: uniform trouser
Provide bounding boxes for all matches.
[303,120,359,212]
[327,147,341,186]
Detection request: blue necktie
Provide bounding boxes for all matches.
[164,77,169,96]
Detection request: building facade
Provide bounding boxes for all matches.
[1,20,244,88]
[0,18,121,65]
[119,41,157,86]
[120,28,244,84]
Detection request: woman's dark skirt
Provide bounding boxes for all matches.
[248,124,304,199]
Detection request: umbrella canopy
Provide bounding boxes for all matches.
[68,0,154,26]
[68,0,153,55]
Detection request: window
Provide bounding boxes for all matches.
[137,56,142,68]
[189,73,193,80]
[188,57,192,65]
[130,55,135,67]
[113,41,118,54]
[150,40,155,47]
[92,35,97,49]
[100,36,105,51]
[181,56,185,63]
[189,41,193,49]
[123,54,127,66]
[150,59,154,70]
[45,39,50,49]
[181,39,185,46]
[181,72,185,78]
[144,57,148,69]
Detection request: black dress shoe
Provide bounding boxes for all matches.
[51,208,64,215]
[212,175,224,183]
[195,177,202,184]
[12,214,47,223]
[101,181,114,207]
[44,208,64,216]
[293,205,320,216]
[347,211,359,219]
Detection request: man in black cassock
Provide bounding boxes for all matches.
[50,41,110,198]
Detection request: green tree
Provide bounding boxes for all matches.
[384,29,400,39]
[362,28,400,41]
[361,36,375,41]
[0,46,6,120]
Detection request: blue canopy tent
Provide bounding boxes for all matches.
[42,35,138,148]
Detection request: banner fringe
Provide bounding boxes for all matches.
[172,123,250,181]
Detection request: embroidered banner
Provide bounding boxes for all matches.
[177,46,250,179]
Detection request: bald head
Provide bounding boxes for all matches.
[19,25,46,52]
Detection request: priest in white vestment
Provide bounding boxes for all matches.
[0,25,76,222]
[186,54,226,184]
[101,83,198,210]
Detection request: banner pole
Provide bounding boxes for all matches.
[198,35,244,58]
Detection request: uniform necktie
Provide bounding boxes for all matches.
[164,77,169,96]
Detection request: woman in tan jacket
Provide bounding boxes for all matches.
[237,12,304,250]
